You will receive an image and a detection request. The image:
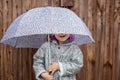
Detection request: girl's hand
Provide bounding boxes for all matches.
[41,72,54,80]
[48,62,60,75]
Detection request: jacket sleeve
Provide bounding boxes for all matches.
[58,46,83,76]
[33,46,46,80]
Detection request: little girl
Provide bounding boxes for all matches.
[33,34,83,80]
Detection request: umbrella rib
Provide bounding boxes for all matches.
[14,37,18,47]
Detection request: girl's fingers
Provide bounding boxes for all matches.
[50,76,54,80]
[49,71,52,75]
[47,63,56,75]
[47,66,52,72]
[49,71,54,75]
[46,75,54,80]
[48,68,52,73]
[48,65,54,72]
[50,62,54,65]
[44,75,53,80]
[51,71,55,75]
[48,69,55,75]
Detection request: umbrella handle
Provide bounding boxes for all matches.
[48,34,51,65]
[48,34,62,80]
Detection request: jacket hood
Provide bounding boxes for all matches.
[51,40,75,46]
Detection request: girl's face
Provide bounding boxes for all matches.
[54,34,70,44]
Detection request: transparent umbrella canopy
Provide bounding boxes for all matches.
[0,6,94,48]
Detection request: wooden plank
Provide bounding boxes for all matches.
[91,0,100,80]
[12,48,19,80]
[51,0,60,6]
[76,1,86,80]
[0,0,3,79]
[113,11,120,80]
[96,0,106,80]
[115,0,120,8]
[71,0,79,15]
[12,0,22,80]
[78,0,89,80]
[110,1,119,80]
[12,0,18,20]
[22,0,31,13]
[18,1,22,80]
[115,22,120,80]
[22,49,28,80]
[2,0,8,79]
[28,49,32,80]
[117,23,120,80]
[6,0,13,80]
[103,0,113,80]
[79,0,88,24]
[95,0,104,80]
[108,0,115,80]
[28,48,37,80]
[86,0,96,80]
[32,49,38,80]
[60,0,74,7]
[31,0,37,8]
[36,0,49,7]
[21,1,31,80]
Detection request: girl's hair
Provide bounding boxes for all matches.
[50,34,75,43]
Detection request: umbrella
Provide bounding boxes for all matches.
[0,6,95,80]
[0,6,94,48]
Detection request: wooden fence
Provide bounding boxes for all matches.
[0,0,120,80]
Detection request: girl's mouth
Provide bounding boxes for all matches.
[59,35,66,37]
